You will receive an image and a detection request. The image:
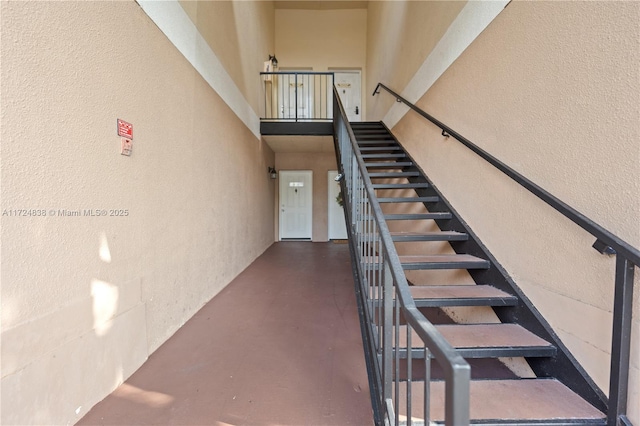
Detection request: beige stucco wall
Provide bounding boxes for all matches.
[179,0,274,116]
[365,0,466,121]
[1,1,275,424]
[275,151,339,242]
[275,8,367,117]
[376,0,639,422]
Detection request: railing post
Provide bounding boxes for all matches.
[294,73,298,122]
[445,363,471,426]
[607,255,635,426]
[382,259,394,405]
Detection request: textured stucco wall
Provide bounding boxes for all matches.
[179,0,275,116]
[379,1,639,422]
[365,0,466,120]
[275,8,367,117]
[1,1,275,424]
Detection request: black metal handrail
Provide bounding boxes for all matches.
[373,83,640,265]
[334,86,471,425]
[373,82,638,425]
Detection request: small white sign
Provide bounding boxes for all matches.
[121,137,132,156]
[289,182,304,187]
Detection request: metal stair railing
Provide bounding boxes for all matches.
[332,86,471,426]
[373,82,639,426]
[260,71,334,121]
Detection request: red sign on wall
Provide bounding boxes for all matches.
[117,119,133,139]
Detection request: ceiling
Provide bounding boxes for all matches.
[274,1,369,10]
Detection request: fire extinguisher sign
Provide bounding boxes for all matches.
[117,119,133,139]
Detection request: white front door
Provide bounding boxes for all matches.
[279,71,314,120]
[334,71,362,122]
[279,171,313,240]
[328,171,348,240]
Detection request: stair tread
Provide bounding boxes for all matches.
[378,197,438,203]
[365,162,413,168]
[398,254,490,270]
[361,153,406,158]
[358,141,399,146]
[408,285,516,306]
[384,213,451,220]
[369,172,420,178]
[359,146,403,151]
[373,183,429,189]
[396,379,605,423]
[391,231,467,242]
[398,323,553,351]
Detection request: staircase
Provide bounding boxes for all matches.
[347,121,608,425]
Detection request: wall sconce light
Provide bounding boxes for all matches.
[268,167,277,179]
[268,54,278,69]
[334,173,345,182]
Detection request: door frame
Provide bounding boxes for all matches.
[279,170,313,241]
[329,69,362,122]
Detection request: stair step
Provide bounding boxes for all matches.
[378,197,438,203]
[373,183,429,189]
[398,254,489,270]
[352,129,390,134]
[356,136,396,142]
[361,153,406,159]
[351,121,382,126]
[369,172,420,178]
[396,324,555,358]
[359,146,403,152]
[409,285,517,307]
[358,141,399,146]
[390,231,468,242]
[366,162,414,168]
[384,213,451,220]
[351,126,385,131]
[395,379,605,424]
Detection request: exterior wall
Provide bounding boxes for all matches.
[365,0,466,120]
[0,1,275,424]
[275,8,367,117]
[375,1,639,422]
[275,151,339,242]
[179,0,275,116]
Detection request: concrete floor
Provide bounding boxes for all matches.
[78,242,373,426]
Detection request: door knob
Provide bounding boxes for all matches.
[355,106,359,115]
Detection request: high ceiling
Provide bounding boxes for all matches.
[274,1,368,10]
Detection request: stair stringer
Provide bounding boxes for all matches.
[378,122,609,413]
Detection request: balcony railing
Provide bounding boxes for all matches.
[260,72,335,135]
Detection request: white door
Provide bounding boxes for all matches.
[333,71,362,122]
[279,171,313,240]
[328,171,348,240]
[279,70,314,120]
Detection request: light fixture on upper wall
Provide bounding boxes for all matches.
[268,54,278,69]
[268,167,277,180]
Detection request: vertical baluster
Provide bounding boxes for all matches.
[608,255,635,426]
[424,347,431,425]
[407,323,412,425]
[394,280,400,426]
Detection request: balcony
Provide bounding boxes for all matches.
[260,72,335,136]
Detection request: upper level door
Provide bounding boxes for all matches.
[278,69,314,120]
[279,170,313,240]
[334,71,361,122]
